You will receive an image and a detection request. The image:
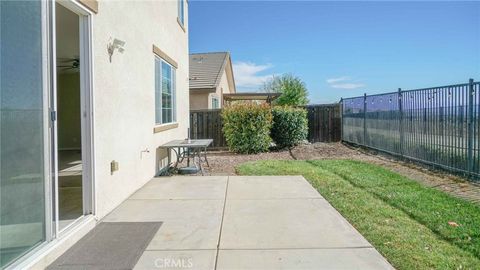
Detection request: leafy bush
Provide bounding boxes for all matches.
[222,104,273,154]
[271,106,308,148]
[262,74,309,106]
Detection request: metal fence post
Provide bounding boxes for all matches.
[467,78,474,175]
[398,88,404,157]
[340,98,344,141]
[363,93,367,145]
[363,93,367,146]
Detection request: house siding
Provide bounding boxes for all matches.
[1,1,190,269]
[190,91,211,110]
[189,52,236,110]
[190,70,233,110]
[211,71,230,108]
[92,0,189,219]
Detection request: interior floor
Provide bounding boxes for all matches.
[58,150,83,230]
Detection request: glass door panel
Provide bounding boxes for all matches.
[0,0,48,267]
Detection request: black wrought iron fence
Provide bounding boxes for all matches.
[342,79,480,180]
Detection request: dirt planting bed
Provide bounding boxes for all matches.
[195,142,480,204]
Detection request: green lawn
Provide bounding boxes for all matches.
[236,159,480,270]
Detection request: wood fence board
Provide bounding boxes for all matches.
[190,104,341,149]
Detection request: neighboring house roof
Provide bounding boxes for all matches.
[189,52,236,92]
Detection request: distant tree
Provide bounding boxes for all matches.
[262,74,309,106]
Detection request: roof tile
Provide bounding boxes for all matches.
[189,52,228,89]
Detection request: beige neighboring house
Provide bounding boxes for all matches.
[189,52,236,110]
[1,0,189,268]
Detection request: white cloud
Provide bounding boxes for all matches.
[326,76,350,84]
[326,76,365,90]
[331,83,366,89]
[233,61,274,91]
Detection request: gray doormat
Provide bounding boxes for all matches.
[47,222,162,270]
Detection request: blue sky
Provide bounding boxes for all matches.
[189,1,480,104]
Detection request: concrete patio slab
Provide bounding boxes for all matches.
[228,175,322,199]
[62,175,392,270]
[104,199,224,223]
[130,176,228,200]
[146,220,221,250]
[216,248,394,270]
[220,198,371,249]
[104,199,224,250]
[134,250,216,270]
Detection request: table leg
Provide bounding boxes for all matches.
[167,148,171,167]
[197,148,204,175]
[203,147,210,167]
[186,147,191,167]
[172,148,180,169]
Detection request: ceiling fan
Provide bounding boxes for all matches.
[57,58,80,70]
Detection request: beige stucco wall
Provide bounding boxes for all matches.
[92,0,189,218]
[190,69,234,110]
[210,71,231,108]
[189,91,210,110]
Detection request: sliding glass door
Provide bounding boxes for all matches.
[0,0,49,268]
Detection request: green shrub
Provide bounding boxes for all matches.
[263,74,309,106]
[222,103,273,154]
[271,106,308,148]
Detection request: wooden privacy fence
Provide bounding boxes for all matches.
[306,104,342,142]
[190,104,342,149]
[190,109,226,149]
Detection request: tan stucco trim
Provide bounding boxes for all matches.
[212,53,229,89]
[177,18,186,33]
[77,0,98,13]
[153,45,178,69]
[153,123,179,133]
[189,87,216,93]
[224,54,237,93]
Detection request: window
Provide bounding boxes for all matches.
[178,0,184,26]
[155,57,176,125]
[212,96,220,109]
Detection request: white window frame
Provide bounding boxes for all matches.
[212,96,220,109]
[178,0,184,26]
[155,56,177,125]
